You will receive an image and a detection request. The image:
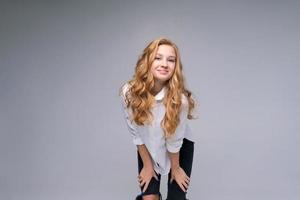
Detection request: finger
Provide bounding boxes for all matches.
[138,178,143,184]
[182,180,189,189]
[186,175,190,181]
[170,177,174,183]
[143,181,150,193]
[179,183,186,192]
[184,181,189,188]
[185,177,190,184]
[154,174,159,181]
[140,180,146,187]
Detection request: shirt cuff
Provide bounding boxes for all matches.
[133,137,144,145]
[166,139,183,153]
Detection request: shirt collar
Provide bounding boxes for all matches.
[154,86,166,101]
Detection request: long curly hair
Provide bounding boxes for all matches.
[120,37,196,138]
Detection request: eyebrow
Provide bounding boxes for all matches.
[156,53,176,59]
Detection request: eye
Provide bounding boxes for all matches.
[169,60,175,63]
[155,57,161,60]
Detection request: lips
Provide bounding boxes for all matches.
[157,69,168,75]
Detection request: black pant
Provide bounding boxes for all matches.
[137,138,194,200]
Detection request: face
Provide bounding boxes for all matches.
[150,44,176,85]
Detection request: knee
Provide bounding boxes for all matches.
[143,194,160,200]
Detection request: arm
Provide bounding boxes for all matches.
[166,101,188,169]
[120,88,151,166]
[120,84,144,145]
[166,95,189,154]
[168,151,180,170]
[137,144,153,168]
[137,144,159,192]
[168,150,190,192]
[120,84,157,192]
[166,96,190,192]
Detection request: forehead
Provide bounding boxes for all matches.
[156,44,176,57]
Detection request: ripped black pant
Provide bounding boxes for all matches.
[137,138,194,200]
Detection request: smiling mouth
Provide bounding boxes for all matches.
[157,69,169,74]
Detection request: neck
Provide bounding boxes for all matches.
[152,80,165,95]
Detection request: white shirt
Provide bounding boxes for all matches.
[120,83,194,175]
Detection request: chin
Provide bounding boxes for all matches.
[156,77,170,82]
[156,74,169,79]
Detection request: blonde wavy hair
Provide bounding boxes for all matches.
[120,37,196,138]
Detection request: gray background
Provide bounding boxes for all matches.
[0,0,299,199]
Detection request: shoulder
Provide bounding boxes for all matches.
[181,93,189,107]
[121,82,132,99]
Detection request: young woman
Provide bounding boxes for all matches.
[119,37,197,200]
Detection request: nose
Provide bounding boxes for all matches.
[162,58,168,67]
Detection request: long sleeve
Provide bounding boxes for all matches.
[165,95,189,153]
[120,84,144,145]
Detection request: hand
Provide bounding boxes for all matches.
[138,166,159,193]
[170,166,190,192]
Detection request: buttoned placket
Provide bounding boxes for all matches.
[152,99,165,173]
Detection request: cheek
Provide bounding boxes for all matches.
[170,66,177,77]
[150,61,157,70]
[169,65,176,74]
[150,64,156,74]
